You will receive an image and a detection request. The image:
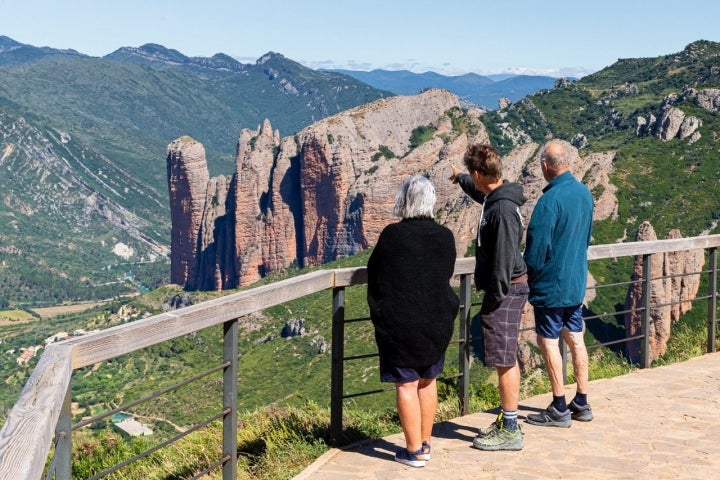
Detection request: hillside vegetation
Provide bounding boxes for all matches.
[481,40,720,241]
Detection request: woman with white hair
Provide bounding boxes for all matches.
[367,174,460,468]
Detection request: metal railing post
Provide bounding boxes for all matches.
[458,274,472,415]
[330,287,345,446]
[53,386,72,480]
[640,254,652,368]
[708,247,718,353]
[222,319,238,480]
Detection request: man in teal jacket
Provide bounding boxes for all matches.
[524,141,595,427]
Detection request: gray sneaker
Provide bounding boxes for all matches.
[525,404,572,427]
[476,412,502,438]
[472,423,523,451]
[568,399,593,421]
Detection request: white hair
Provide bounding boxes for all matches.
[392,174,436,219]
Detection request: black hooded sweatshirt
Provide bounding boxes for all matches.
[456,175,527,311]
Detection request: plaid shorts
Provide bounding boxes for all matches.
[479,282,529,367]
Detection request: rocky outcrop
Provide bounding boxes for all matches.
[636,90,707,142]
[686,87,720,112]
[518,139,618,225]
[166,136,211,288]
[168,89,485,288]
[635,113,656,136]
[655,105,701,141]
[162,293,193,311]
[197,174,236,291]
[623,222,704,363]
[168,91,619,302]
[281,318,306,338]
[234,120,282,285]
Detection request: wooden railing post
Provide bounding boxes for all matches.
[53,386,72,480]
[708,247,718,353]
[222,319,238,480]
[330,287,345,446]
[640,254,652,368]
[458,273,472,416]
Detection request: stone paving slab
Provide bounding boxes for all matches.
[295,352,720,479]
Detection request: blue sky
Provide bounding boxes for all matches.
[2,0,719,78]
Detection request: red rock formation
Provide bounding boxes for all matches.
[167,92,639,376]
[166,136,209,288]
[196,174,235,291]
[624,222,704,362]
[234,120,280,285]
[167,91,619,305]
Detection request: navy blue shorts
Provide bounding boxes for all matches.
[533,305,584,339]
[379,355,445,383]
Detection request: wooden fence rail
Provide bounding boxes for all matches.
[0,235,718,479]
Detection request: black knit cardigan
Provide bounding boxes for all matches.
[367,217,460,367]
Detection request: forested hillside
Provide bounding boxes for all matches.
[481,40,720,241]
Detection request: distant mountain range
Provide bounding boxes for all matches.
[324,68,559,109]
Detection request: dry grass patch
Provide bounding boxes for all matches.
[32,301,110,318]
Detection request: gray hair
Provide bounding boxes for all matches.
[392,174,436,219]
[540,142,570,170]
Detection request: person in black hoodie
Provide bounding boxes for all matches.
[450,143,528,451]
[367,174,460,468]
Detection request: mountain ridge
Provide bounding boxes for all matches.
[325,67,558,108]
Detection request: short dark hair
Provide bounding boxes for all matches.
[463,144,502,181]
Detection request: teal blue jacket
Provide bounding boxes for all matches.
[524,171,593,308]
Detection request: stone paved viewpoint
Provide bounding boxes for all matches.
[295,352,720,479]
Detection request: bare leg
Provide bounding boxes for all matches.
[417,377,437,444]
[537,336,565,397]
[395,380,422,452]
[562,329,589,394]
[497,363,520,411]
